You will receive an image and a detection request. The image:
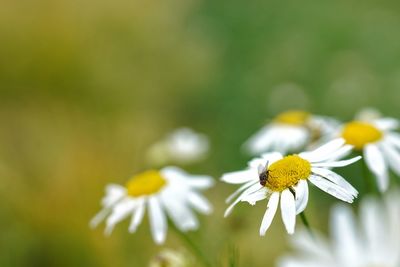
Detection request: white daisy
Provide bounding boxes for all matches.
[244,110,339,155]
[90,167,214,244]
[146,128,209,165]
[278,189,400,267]
[340,116,400,192]
[222,138,360,235]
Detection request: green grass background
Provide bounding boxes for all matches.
[1,0,400,266]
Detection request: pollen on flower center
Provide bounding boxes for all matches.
[342,121,383,150]
[274,110,310,126]
[265,155,311,192]
[126,170,167,197]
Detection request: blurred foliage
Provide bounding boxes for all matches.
[1,0,400,266]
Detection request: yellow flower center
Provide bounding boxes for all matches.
[265,155,311,192]
[341,121,383,150]
[126,170,167,197]
[274,110,310,125]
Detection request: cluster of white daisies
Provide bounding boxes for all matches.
[91,109,400,267]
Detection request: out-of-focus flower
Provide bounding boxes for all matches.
[277,189,400,267]
[149,249,194,267]
[222,138,360,235]
[340,114,400,192]
[355,107,382,121]
[244,110,339,155]
[90,167,214,244]
[146,128,209,166]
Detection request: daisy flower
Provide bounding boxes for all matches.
[340,115,400,192]
[244,110,339,155]
[222,138,360,235]
[90,167,214,244]
[278,189,400,267]
[146,128,209,166]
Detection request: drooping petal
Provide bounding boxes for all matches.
[148,196,167,244]
[311,167,358,197]
[241,188,268,205]
[162,195,199,232]
[281,189,296,234]
[364,144,389,192]
[129,198,146,233]
[225,180,256,204]
[259,192,280,236]
[294,180,309,215]
[187,191,213,215]
[380,142,400,176]
[105,199,137,235]
[224,182,261,217]
[331,204,362,266]
[309,176,355,203]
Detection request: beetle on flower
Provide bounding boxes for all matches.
[222,138,360,235]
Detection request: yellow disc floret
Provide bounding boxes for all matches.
[265,155,311,192]
[126,170,167,197]
[274,110,310,125]
[342,121,383,150]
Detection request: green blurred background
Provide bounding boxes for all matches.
[1,0,400,266]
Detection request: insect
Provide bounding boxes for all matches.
[258,161,270,187]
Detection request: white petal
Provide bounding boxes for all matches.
[129,198,146,233]
[260,152,284,164]
[360,197,388,263]
[309,176,355,203]
[162,166,214,189]
[373,117,399,130]
[90,208,111,229]
[244,125,274,154]
[311,156,361,168]
[148,196,167,244]
[259,192,280,236]
[102,184,126,207]
[289,229,332,260]
[105,199,136,235]
[224,182,261,217]
[380,141,400,176]
[311,168,358,197]
[364,144,389,192]
[386,132,400,149]
[221,169,258,184]
[331,204,362,266]
[300,138,345,162]
[248,152,283,169]
[241,188,268,205]
[187,191,213,214]
[225,180,256,203]
[294,180,309,215]
[280,189,296,234]
[162,195,199,232]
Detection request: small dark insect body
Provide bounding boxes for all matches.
[259,169,270,187]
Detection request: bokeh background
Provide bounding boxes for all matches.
[1,0,400,266]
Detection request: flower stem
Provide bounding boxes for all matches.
[299,212,315,239]
[169,222,213,267]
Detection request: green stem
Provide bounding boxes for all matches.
[299,212,315,240]
[169,222,213,267]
